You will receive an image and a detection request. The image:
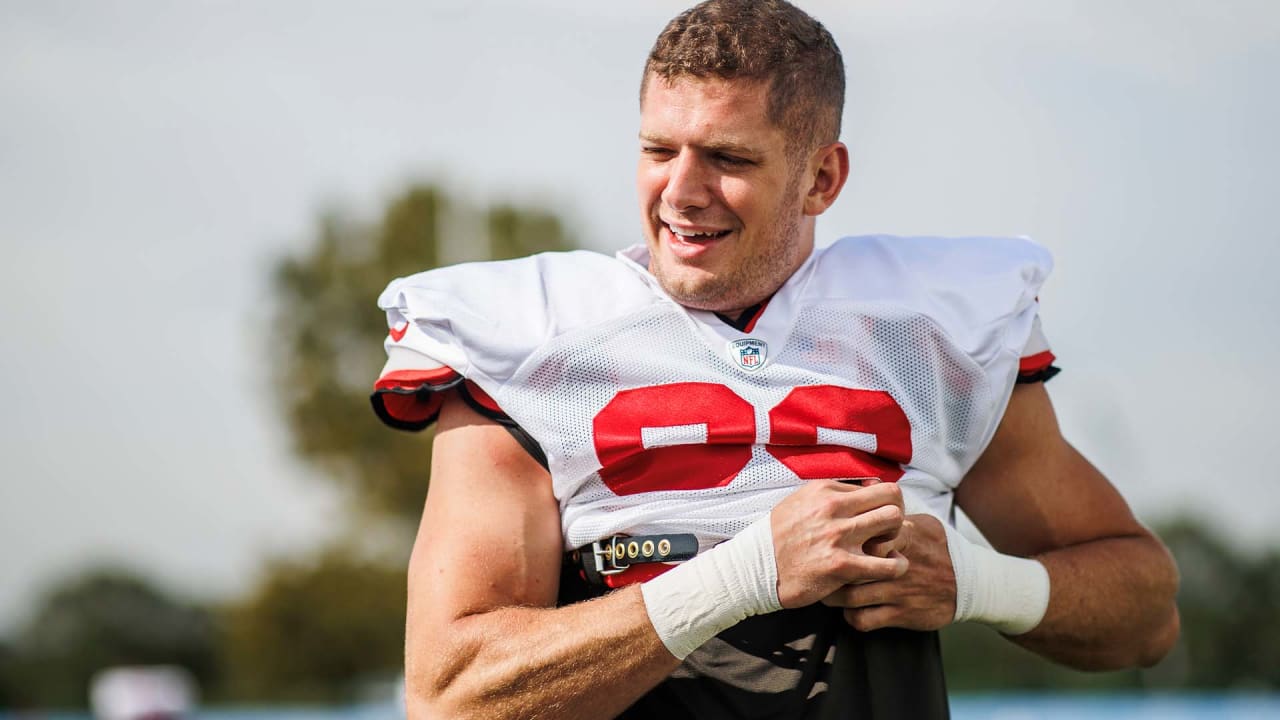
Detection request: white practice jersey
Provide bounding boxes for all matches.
[373,236,1054,551]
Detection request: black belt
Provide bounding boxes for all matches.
[569,533,699,587]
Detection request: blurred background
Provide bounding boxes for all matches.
[2,0,1278,717]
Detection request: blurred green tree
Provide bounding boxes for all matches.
[269,185,573,531]
[941,518,1280,691]
[0,569,219,708]
[228,184,574,701]
[220,549,407,702]
[0,640,17,707]
[1158,518,1280,689]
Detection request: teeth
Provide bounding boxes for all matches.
[668,224,725,238]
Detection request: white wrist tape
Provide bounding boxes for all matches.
[640,514,783,659]
[943,522,1050,635]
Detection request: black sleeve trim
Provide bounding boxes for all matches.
[457,382,510,423]
[458,384,550,470]
[503,425,550,471]
[370,395,437,432]
[369,376,465,432]
[1016,364,1062,384]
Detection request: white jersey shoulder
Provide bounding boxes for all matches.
[373,235,1055,549]
[377,250,661,385]
[807,235,1052,363]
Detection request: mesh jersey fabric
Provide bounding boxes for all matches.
[374,235,1051,719]
[375,235,1052,549]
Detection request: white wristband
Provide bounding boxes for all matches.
[943,522,1050,635]
[640,514,783,660]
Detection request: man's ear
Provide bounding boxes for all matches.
[802,142,850,216]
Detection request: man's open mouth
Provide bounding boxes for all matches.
[667,224,732,241]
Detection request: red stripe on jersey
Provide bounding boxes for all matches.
[1019,350,1056,375]
[374,366,460,391]
[741,299,770,334]
[462,380,504,415]
[603,563,677,589]
[380,391,444,424]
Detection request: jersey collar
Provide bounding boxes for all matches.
[614,242,820,357]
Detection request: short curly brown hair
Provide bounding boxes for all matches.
[642,0,845,157]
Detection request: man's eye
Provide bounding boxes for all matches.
[715,153,750,166]
[642,146,674,158]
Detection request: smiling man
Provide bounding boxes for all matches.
[638,75,819,316]
[370,2,1179,719]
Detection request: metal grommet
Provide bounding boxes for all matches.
[641,540,655,558]
[613,541,626,562]
[657,539,671,557]
[627,541,640,559]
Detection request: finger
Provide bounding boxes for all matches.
[866,515,916,557]
[824,579,896,607]
[841,482,905,516]
[844,605,896,633]
[836,477,882,487]
[840,504,904,548]
[805,481,904,526]
[845,579,894,608]
[821,580,894,609]
[834,550,908,584]
[863,530,906,558]
[821,583,855,607]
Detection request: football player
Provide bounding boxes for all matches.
[372,2,1179,718]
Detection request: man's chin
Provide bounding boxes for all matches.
[654,270,744,313]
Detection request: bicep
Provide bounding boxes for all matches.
[409,392,562,632]
[956,383,1147,557]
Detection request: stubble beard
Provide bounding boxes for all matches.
[654,180,808,314]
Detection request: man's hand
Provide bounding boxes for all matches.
[820,513,957,632]
[816,383,1180,670]
[771,480,910,608]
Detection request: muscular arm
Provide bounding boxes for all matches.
[829,383,1179,671]
[405,394,678,720]
[955,382,1180,670]
[407,393,911,719]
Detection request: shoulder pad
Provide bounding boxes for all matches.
[808,235,1053,364]
[372,250,659,430]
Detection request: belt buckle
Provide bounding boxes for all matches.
[590,537,631,576]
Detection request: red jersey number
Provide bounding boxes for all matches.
[593,383,912,496]
[593,383,754,495]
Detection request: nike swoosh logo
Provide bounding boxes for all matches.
[389,322,409,342]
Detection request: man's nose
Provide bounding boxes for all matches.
[661,150,713,212]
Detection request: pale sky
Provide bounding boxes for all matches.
[2,0,1278,632]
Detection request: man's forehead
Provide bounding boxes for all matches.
[639,74,783,147]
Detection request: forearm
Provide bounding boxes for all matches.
[410,511,792,719]
[408,586,679,720]
[954,385,1182,670]
[1013,532,1180,670]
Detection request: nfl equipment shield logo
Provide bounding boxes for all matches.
[728,338,768,372]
